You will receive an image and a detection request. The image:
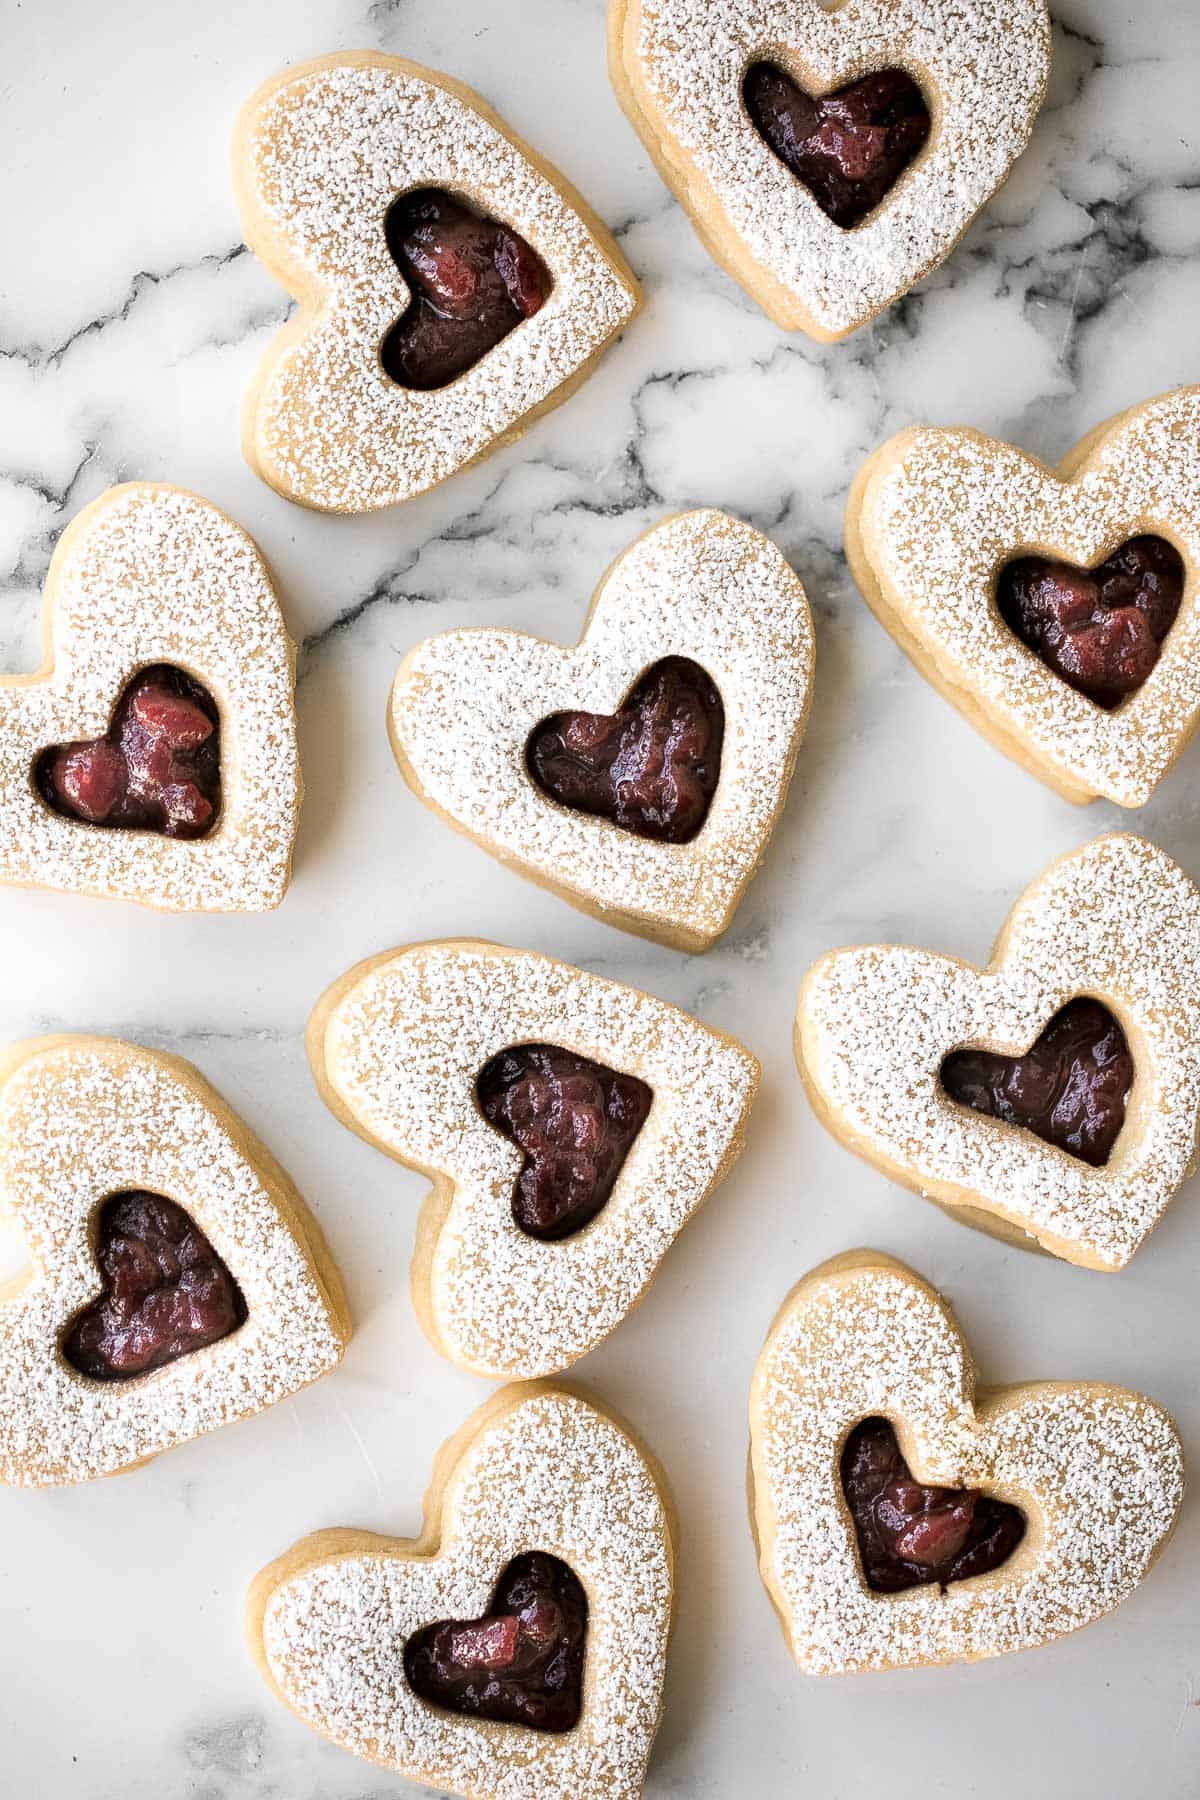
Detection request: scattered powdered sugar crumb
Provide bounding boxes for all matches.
[865,389,1200,805]
[752,1261,1184,1674]
[800,834,1200,1268]
[622,0,1050,333]
[323,941,759,1377]
[391,510,814,945]
[0,484,300,912]
[262,1389,672,1798]
[243,58,638,510]
[0,1041,344,1486]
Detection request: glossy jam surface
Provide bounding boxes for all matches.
[526,656,725,845]
[842,1417,1026,1594]
[998,535,1185,708]
[405,1553,588,1734]
[477,1044,653,1241]
[743,63,931,229]
[940,997,1133,1169]
[36,664,221,840]
[381,187,551,390]
[62,1192,247,1381]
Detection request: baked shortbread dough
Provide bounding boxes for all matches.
[0,1036,350,1486]
[609,0,1050,341]
[235,52,640,512]
[750,1251,1184,1674]
[797,834,1200,1270]
[846,387,1200,805]
[308,939,759,1378]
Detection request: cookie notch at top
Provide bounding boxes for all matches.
[234,51,640,512]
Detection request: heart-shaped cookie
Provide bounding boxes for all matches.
[797,833,1200,1270]
[390,510,814,951]
[0,1036,350,1486]
[846,387,1200,805]
[248,1383,674,1798]
[308,939,759,1378]
[0,483,301,912]
[609,0,1051,341]
[750,1251,1184,1674]
[235,52,641,513]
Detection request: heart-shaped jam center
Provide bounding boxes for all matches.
[35,664,221,840]
[476,1045,653,1241]
[405,1552,588,1733]
[842,1418,1026,1594]
[381,187,552,391]
[525,656,725,844]
[997,535,1185,709]
[940,997,1133,1169]
[62,1191,247,1382]
[743,63,931,230]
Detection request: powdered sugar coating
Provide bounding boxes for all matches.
[258,1389,673,1798]
[750,1256,1184,1674]
[0,483,300,912]
[315,941,759,1378]
[798,834,1200,1269]
[0,1039,346,1486]
[613,0,1050,337]
[857,389,1200,804]
[237,54,640,512]
[390,511,814,950]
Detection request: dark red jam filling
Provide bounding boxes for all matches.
[477,1045,652,1241]
[381,187,552,390]
[743,63,932,229]
[405,1553,587,1734]
[62,1191,247,1382]
[842,1418,1026,1594]
[526,656,725,845]
[35,664,221,840]
[997,536,1185,709]
[940,997,1133,1169]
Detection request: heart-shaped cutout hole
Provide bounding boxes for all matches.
[34,663,222,841]
[997,535,1185,710]
[743,63,932,230]
[526,656,725,844]
[477,1044,653,1241]
[841,1417,1027,1594]
[404,1551,588,1733]
[940,997,1133,1169]
[381,188,553,391]
[62,1190,247,1381]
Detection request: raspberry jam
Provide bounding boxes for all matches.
[405,1553,587,1733]
[997,535,1185,708]
[35,664,221,840]
[381,187,552,390]
[842,1418,1026,1593]
[62,1192,246,1382]
[743,64,932,229]
[526,657,725,844]
[477,1045,652,1241]
[940,997,1133,1168]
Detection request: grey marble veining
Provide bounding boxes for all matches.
[1,1,1199,1796]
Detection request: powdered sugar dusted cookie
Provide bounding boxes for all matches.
[0,482,301,913]
[390,510,814,952]
[750,1251,1184,1675]
[0,1036,350,1487]
[846,388,1200,805]
[308,939,759,1378]
[797,834,1200,1271]
[235,52,640,512]
[609,0,1050,341]
[249,1383,674,1798]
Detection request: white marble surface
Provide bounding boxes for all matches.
[1,1,1198,1794]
